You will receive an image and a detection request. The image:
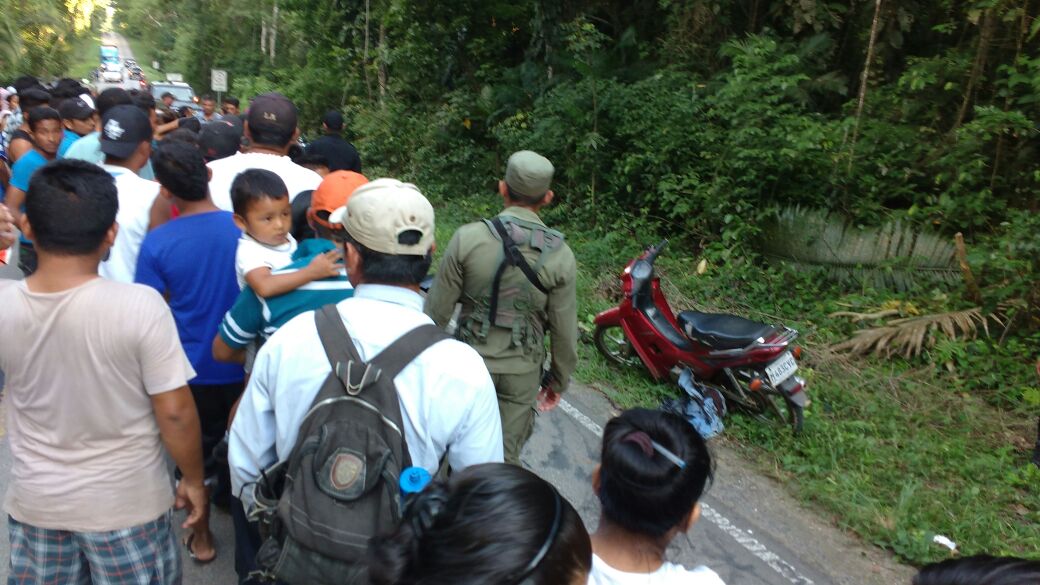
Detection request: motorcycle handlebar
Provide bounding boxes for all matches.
[645,239,668,263]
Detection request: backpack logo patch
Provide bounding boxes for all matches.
[330,452,364,492]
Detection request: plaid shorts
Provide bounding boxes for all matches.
[7,511,181,585]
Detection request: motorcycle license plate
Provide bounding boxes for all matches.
[765,351,798,386]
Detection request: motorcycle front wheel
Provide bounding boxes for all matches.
[593,324,644,369]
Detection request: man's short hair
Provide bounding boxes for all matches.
[128,89,155,112]
[200,94,215,103]
[222,96,239,107]
[96,88,132,117]
[505,184,545,207]
[25,160,118,255]
[161,92,175,100]
[27,106,60,131]
[345,232,432,286]
[152,141,209,202]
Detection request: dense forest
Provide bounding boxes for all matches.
[3,0,1038,563]
[115,0,1039,317]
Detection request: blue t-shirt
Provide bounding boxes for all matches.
[135,210,244,385]
[9,149,48,192]
[57,129,79,158]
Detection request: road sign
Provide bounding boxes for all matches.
[165,73,183,82]
[152,60,160,71]
[211,69,228,92]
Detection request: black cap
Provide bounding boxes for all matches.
[100,105,152,159]
[247,93,297,136]
[18,88,51,109]
[321,110,344,131]
[198,120,242,162]
[58,97,94,121]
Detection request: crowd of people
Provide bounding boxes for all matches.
[0,76,1036,585]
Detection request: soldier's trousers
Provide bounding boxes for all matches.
[491,369,542,465]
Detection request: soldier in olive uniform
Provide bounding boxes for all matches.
[425,151,578,464]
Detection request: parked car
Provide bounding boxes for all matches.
[149,81,198,111]
[101,62,122,83]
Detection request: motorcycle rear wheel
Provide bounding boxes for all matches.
[752,390,804,434]
[593,324,644,369]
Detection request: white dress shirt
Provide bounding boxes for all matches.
[99,164,159,283]
[207,151,322,213]
[229,284,504,507]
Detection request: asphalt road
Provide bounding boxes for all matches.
[0,379,913,584]
[93,32,142,93]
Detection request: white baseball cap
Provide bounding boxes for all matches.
[328,178,435,256]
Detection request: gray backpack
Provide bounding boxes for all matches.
[251,304,449,584]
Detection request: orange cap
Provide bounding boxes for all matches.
[309,170,369,230]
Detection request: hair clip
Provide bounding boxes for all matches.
[650,439,687,470]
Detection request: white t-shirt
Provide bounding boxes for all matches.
[589,554,726,585]
[98,165,160,283]
[207,151,322,213]
[236,233,297,289]
[0,278,196,532]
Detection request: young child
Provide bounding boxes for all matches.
[230,168,340,296]
[589,408,725,585]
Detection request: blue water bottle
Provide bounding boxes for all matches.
[399,466,432,500]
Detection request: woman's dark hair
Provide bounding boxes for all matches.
[369,463,591,585]
[152,142,208,202]
[345,232,432,286]
[25,160,117,255]
[598,408,714,538]
[914,555,1040,585]
[230,168,288,217]
[27,106,60,131]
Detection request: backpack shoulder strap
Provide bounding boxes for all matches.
[369,324,451,380]
[313,304,381,400]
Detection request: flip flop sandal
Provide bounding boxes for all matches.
[183,533,217,565]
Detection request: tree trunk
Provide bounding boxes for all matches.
[847,0,884,171]
[377,21,387,101]
[269,0,279,64]
[260,18,267,55]
[363,0,372,100]
[952,8,996,131]
[990,0,1029,191]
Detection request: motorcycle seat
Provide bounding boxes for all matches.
[677,311,778,350]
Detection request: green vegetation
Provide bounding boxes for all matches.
[66,33,101,82]
[112,0,1039,565]
[0,0,107,79]
[121,36,162,81]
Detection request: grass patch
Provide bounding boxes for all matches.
[422,191,1040,566]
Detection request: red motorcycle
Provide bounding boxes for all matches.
[593,240,808,432]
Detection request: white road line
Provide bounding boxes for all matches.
[557,398,815,585]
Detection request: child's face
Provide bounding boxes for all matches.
[239,196,292,246]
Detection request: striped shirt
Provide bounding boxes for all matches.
[218,238,353,349]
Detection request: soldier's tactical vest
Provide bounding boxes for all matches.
[456,216,565,354]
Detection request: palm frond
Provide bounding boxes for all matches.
[830,308,996,359]
[759,206,959,292]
